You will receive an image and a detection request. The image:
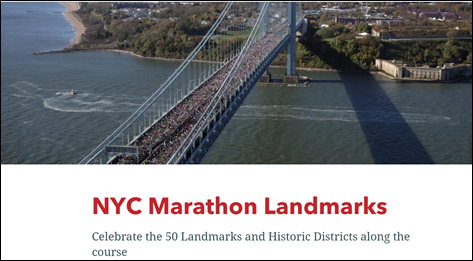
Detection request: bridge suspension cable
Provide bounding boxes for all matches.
[79,3,234,164]
[167,2,271,164]
[79,2,304,164]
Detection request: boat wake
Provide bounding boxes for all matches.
[8,81,143,113]
[45,92,141,113]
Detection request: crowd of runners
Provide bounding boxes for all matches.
[112,23,289,164]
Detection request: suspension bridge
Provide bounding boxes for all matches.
[79,2,305,164]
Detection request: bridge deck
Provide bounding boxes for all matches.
[111,24,291,164]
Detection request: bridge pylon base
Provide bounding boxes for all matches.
[283,75,299,84]
[259,72,272,83]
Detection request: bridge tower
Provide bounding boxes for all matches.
[284,2,299,84]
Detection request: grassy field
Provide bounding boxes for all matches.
[219,27,253,40]
[323,38,336,42]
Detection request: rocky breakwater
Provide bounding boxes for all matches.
[33,48,112,55]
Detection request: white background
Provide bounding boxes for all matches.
[1,165,472,260]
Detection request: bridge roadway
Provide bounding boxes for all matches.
[112,21,302,164]
[180,21,303,164]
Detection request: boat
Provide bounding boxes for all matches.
[70,89,76,96]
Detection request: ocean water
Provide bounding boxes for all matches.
[203,70,472,164]
[1,2,472,164]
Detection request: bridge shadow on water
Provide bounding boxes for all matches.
[314,50,434,164]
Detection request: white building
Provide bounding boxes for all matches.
[376,59,472,81]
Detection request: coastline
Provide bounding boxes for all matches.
[268,65,376,73]
[34,48,371,72]
[34,48,228,64]
[376,71,471,83]
[60,2,84,45]
[110,50,366,72]
[106,49,191,63]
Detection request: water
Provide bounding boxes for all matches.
[1,3,180,164]
[203,70,472,164]
[1,3,472,164]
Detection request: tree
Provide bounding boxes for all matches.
[320,14,328,23]
[451,45,468,59]
[319,44,327,55]
[175,20,189,34]
[447,29,461,39]
[364,34,374,41]
[443,41,453,58]
[316,28,332,39]
[377,43,385,57]
[354,22,371,34]
[338,34,356,41]
[424,49,432,61]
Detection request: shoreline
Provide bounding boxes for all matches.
[59,2,84,45]
[376,71,471,83]
[269,65,378,73]
[106,50,192,63]
[34,48,375,72]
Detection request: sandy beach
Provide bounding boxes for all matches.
[60,2,84,45]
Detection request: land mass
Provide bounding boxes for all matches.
[46,2,472,72]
